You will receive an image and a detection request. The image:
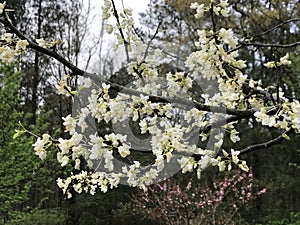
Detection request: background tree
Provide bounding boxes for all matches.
[0,1,104,224]
[5,0,95,130]
[0,63,68,224]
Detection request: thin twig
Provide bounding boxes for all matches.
[238,41,300,49]
[209,3,219,45]
[143,21,161,60]
[111,0,130,62]
[239,129,293,155]
[0,13,85,75]
[252,18,300,38]
[228,41,300,53]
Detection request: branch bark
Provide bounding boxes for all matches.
[238,41,300,49]
[252,18,300,38]
[0,11,260,121]
[239,129,293,155]
[111,0,130,62]
[0,14,85,76]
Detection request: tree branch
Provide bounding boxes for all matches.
[252,18,300,38]
[228,41,300,53]
[238,41,300,49]
[227,18,300,53]
[143,21,162,60]
[0,13,85,76]
[209,3,219,45]
[0,12,258,120]
[111,0,130,62]
[239,129,293,155]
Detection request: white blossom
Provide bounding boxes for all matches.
[0,47,16,63]
[118,144,131,158]
[16,40,29,51]
[231,149,240,164]
[0,1,6,14]
[36,38,47,47]
[62,114,76,134]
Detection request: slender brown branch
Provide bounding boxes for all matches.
[209,3,219,45]
[203,116,240,133]
[227,18,300,53]
[1,14,85,75]
[193,101,256,118]
[238,41,300,49]
[143,21,162,60]
[129,129,292,160]
[111,0,130,62]
[0,10,260,121]
[252,18,300,38]
[228,41,300,53]
[239,129,293,155]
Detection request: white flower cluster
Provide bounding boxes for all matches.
[32,133,51,160]
[0,30,29,63]
[102,0,134,50]
[56,75,76,97]
[127,61,158,80]
[121,162,159,190]
[264,53,292,68]
[186,28,245,81]
[57,171,121,198]
[152,125,189,169]
[254,100,300,134]
[35,38,60,49]
[178,148,218,179]
[291,102,300,132]
[101,0,112,20]
[166,72,193,96]
[186,27,250,110]
[201,148,249,172]
[190,0,229,19]
[212,73,248,109]
[0,1,5,14]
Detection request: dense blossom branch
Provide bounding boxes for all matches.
[2,14,259,119]
[1,0,299,196]
[0,11,260,122]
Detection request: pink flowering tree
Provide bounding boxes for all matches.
[132,169,266,225]
[0,0,299,197]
